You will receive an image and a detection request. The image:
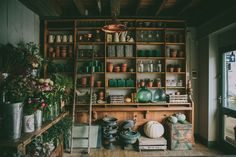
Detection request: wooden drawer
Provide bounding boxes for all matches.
[165,121,192,150]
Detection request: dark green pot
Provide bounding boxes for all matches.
[137,86,152,103]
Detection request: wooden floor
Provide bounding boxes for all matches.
[64,143,223,157]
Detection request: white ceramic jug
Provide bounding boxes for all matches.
[68,35,73,43]
[120,31,127,42]
[114,33,121,42]
[56,35,62,43]
[48,35,55,43]
[62,35,68,42]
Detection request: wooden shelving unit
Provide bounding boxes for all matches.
[43,19,194,138]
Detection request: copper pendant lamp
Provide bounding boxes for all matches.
[101,0,127,33]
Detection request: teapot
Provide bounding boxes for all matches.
[120,31,127,42]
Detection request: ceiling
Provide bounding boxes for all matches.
[19,0,235,26]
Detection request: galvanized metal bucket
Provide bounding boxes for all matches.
[3,102,23,140]
[34,109,42,129]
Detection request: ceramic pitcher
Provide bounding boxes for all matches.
[114,33,121,42]
[48,35,55,43]
[120,31,127,42]
[56,35,62,43]
[62,35,68,42]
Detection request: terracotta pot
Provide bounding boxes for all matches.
[121,66,127,72]
[81,77,87,87]
[55,46,60,58]
[61,52,67,58]
[147,81,153,87]
[178,50,184,57]
[169,67,174,72]
[140,80,145,87]
[107,62,113,72]
[176,68,181,72]
[170,49,177,57]
[48,47,54,57]
[114,66,120,72]
[90,76,94,87]
[122,63,127,67]
[96,81,102,87]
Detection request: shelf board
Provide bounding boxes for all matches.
[106,87,136,89]
[77,42,104,45]
[166,42,185,45]
[47,28,74,31]
[166,86,186,89]
[166,57,186,60]
[165,28,185,31]
[106,57,136,59]
[77,57,104,61]
[77,27,102,30]
[46,57,73,60]
[136,28,164,31]
[136,42,164,45]
[166,72,186,74]
[77,72,104,75]
[48,42,73,45]
[106,42,135,45]
[106,72,136,74]
[147,87,165,89]
[137,72,165,74]
[77,87,105,89]
[136,57,165,59]
[94,102,190,106]
[0,112,69,148]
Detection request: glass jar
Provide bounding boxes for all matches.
[137,86,152,103]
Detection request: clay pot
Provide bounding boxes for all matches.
[90,76,94,87]
[55,46,60,58]
[121,66,127,72]
[114,66,120,72]
[147,81,153,87]
[169,67,174,72]
[81,77,87,87]
[61,47,67,58]
[178,50,184,57]
[122,63,127,67]
[48,47,54,57]
[176,68,181,72]
[140,80,145,87]
[170,49,177,57]
[107,62,113,72]
[96,81,102,87]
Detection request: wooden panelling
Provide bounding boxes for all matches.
[0,0,39,45]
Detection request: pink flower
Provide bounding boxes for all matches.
[41,102,46,108]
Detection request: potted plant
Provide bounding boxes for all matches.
[167,64,174,72]
[175,64,182,72]
[2,75,30,140]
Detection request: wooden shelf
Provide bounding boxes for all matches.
[48,42,73,45]
[77,27,102,30]
[137,57,165,59]
[137,72,165,74]
[106,87,136,89]
[77,57,104,61]
[166,57,185,60]
[166,42,185,45]
[136,42,164,45]
[106,72,136,74]
[77,87,105,89]
[106,42,135,45]
[106,57,136,59]
[165,28,185,31]
[166,86,186,89]
[136,28,164,30]
[46,57,73,60]
[77,42,104,45]
[0,112,69,155]
[47,28,74,31]
[77,72,104,75]
[166,72,186,74]
[94,102,190,106]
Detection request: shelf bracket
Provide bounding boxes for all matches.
[144,111,149,119]
[133,113,138,121]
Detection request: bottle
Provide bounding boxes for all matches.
[157,60,162,72]
[148,61,153,72]
[139,61,144,72]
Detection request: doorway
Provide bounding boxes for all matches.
[220,50,236,153]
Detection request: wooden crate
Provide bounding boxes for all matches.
[138,136,167,151]
[165,121,192,150]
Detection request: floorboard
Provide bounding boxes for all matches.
[64,143,223,157]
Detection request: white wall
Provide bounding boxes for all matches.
[0,0,39,45]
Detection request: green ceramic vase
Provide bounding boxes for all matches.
[137,86,152,103]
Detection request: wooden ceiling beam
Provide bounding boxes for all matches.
[178,0,200,16]
[155,0,168,16]
[73,0,86,15]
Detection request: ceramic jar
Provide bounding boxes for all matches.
[81,77,87,87]
[55,46,60,58]
[24,114,35,133]
[61,46,67,58]
[107,62,113,72]
[96,81,102,87]
[137,86,152,103]
[170,49,177,57]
